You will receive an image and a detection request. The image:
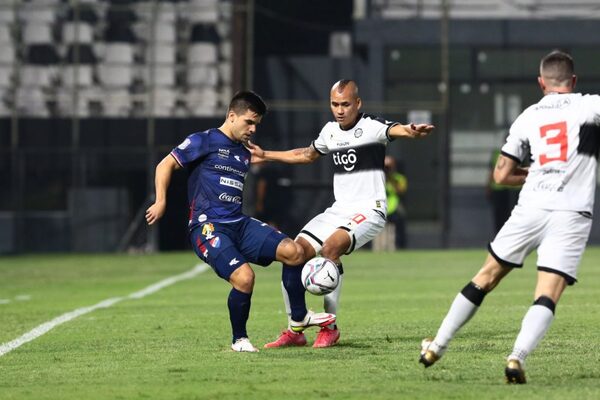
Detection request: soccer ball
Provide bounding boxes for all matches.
[301,257,339,296]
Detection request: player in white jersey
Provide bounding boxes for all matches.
[249,80,434,348]
[420,50,600,384]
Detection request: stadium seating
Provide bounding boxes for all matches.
[0,0,232,117]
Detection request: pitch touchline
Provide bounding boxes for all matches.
[0,263,209,358]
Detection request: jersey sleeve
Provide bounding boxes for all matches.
[501,117,529,163]
[583,94,600,123]
[365,114,399,142]
[170,133,209,167]
[312,124,330,155]
[379,119,399,142]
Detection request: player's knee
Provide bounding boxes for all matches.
[473,258,509,291]
[231,267,255,292]
[278,239,305,266]
[321,242,343,261]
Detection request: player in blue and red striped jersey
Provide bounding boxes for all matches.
[146,91,335,352]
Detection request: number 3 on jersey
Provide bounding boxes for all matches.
[539,121,567,165]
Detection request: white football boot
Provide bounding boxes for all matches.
[231,338,259,352]
[289,310,336,333]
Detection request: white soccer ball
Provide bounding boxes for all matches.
[301,257,339,296]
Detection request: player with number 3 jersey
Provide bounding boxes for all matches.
[420,50,600,384]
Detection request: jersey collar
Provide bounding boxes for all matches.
[338,113,363,131]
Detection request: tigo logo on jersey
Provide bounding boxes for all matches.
[202,223,215,239]
[333,148,358,171]
[209,237,221,248]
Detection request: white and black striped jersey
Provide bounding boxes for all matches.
[312,113,397,205]
[503,93,600,213]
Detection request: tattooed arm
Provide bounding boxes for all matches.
[492,155,528,186]
[248,142,321,165]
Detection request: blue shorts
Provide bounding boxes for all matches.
[189,216,287,280]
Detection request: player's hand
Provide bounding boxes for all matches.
[145,201,166,225]
[406,123,435,138]
[247,141,266,163]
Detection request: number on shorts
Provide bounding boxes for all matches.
[352,214,366,224]
[539,121,567,165]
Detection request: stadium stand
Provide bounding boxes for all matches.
[372,0,600,19]
[0,0,232,117]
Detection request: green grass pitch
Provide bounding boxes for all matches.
[1,249,599,399]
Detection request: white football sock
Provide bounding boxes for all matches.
[324,274,343,329]
[280,281,293,330]
[509,304,554,364]
[432,293,479,353]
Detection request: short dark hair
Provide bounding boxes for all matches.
[540,50,574,83]
[333,79,359,97]
[228,91,267,116]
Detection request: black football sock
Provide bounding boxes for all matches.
[282,264,307,322]
[228,287,252,342]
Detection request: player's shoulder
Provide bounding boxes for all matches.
[360,113,396,127]
[581,93,600,105]
[321,120,338,130]
[186,128,211,140]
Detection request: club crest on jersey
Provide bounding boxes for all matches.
[209,237,221,248]
[202,223,215,239]
[354,128,363,138]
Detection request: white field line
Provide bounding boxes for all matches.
[0,263,209,358]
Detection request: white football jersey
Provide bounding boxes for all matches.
[502,93,600,212]
[312,113,397,205]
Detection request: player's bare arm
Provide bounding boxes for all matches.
[145,154,181,225]
[251,144,320,164]
[388,123,435,139]
[493,154,528,186]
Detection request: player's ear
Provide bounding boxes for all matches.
[571,75,577,89]
[227,110,236,123]
[356,97,362,110]
[537,76,545,92]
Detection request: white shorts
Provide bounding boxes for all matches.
[489,205,592,285]
[297,200,387,255]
